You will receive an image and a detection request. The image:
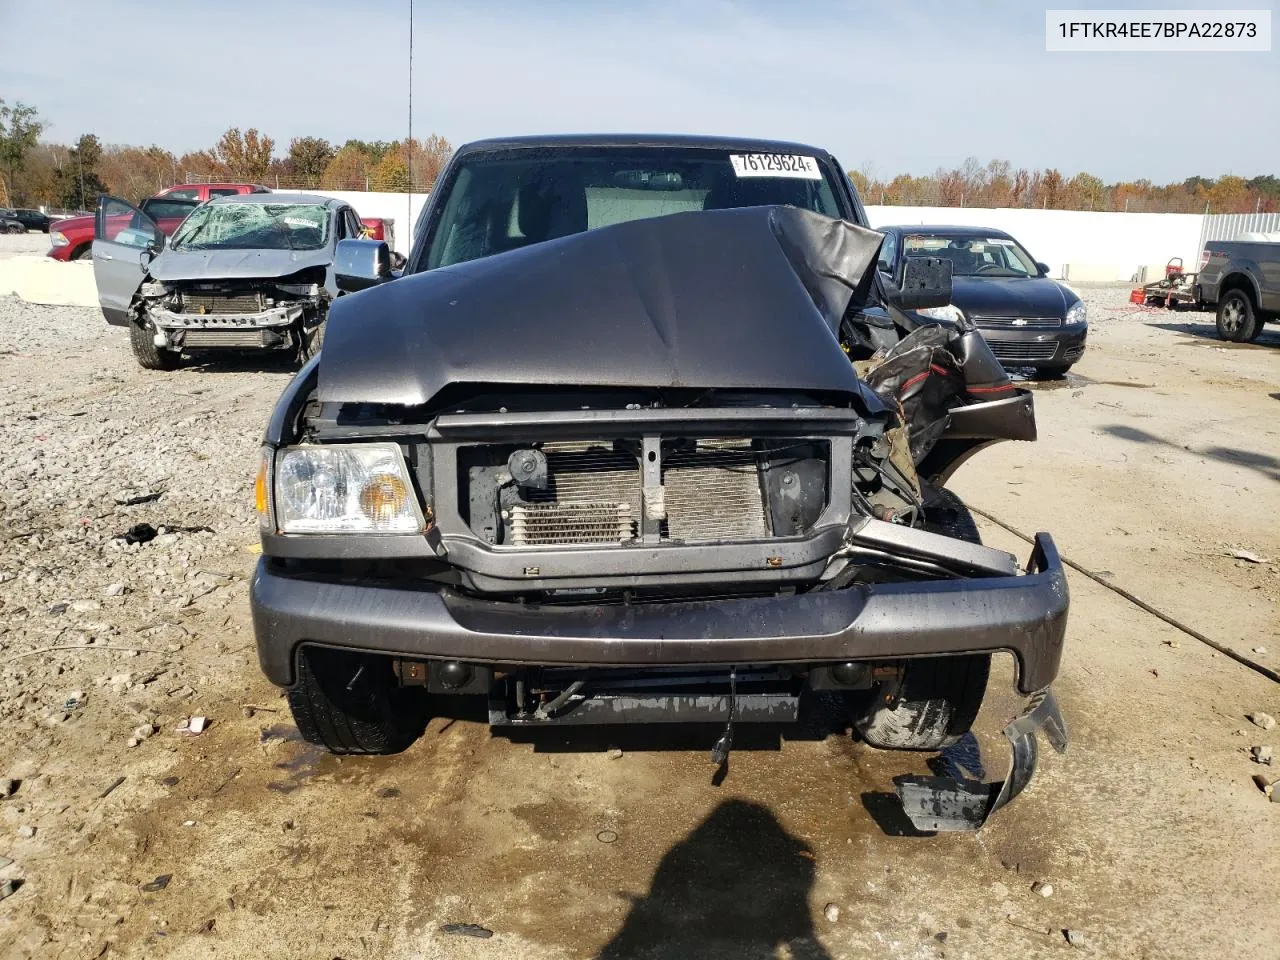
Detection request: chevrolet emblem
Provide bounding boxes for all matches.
[1010,317,1027,326]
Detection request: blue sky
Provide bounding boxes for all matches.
[1,0,1276,182]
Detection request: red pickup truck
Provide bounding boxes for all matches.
[154,182,270,202]
[48,196,202,261]
[48,184,265,262]
[51,182,392,260]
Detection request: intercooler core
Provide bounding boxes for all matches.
[460,437,827,547]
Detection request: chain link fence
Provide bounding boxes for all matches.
[175,172,1274,216]
[181,172,439,193]
[861,191,1229,214]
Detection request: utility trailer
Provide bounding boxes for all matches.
[1130,257,1202,309]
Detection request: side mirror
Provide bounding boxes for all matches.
[335,238,392,293]
[892,256,953,310]
[1035,261,1050,277]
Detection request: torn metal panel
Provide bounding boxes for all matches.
[147,246,333,282]
[316,206,885,408]
[895,688,1068,832]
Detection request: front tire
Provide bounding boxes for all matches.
[129,321,181,371]
[1216,289,1259,342]
[71,245,93,261]
[852,488,991,751]
[287,646,428,755]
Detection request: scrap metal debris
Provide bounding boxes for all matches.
[441,923,494,939]
[118,523,158,545]
[141,874,172,893]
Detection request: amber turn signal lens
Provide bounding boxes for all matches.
[358,473,409,524]
[254,454,269,516]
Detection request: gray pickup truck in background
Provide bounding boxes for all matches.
[1197,239,1280,342]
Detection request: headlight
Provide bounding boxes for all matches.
[1066,301,1087,325]
[273,443,426,534]
[50,231,68,247]
[916,304,965,323]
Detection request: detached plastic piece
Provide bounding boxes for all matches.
[894,688,1067,832]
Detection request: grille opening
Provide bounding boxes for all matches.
[458,437,829,547]
[972,316,1064,330]
[984,338,1059,361]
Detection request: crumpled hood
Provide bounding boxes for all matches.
[148,246,331,282]
[950,276,1077,318]
[317,206,884,407]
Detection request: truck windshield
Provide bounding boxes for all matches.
[425,148,844,269]
[171,203,330,251]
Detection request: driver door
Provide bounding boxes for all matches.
[92,196,163,326]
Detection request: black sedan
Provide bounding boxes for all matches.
[0,207,53,232]
[877,225,1087,376]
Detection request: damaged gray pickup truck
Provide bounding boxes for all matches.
[250,136,1069,831]
[93,193,368,369]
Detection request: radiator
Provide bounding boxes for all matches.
[499,440,770,547]
[181,292,264,315]
[183,329,273,348]
[663,445,768,540]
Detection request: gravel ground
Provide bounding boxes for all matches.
[0,234,55,260]
[0,283,1277,959]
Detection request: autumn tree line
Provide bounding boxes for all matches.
[851,157,1277,214]
[0,100,451,210]
[2,98,1276,215]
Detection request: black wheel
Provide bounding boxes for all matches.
[129,321,181,371]
[1216,289,1259,342]
[1248,316,1270,342]
[71,245,93,261]
[287,646,428,755]
[852,488,990,751]
[1032,363,1073,379]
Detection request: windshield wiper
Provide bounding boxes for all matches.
[173,219,208,250]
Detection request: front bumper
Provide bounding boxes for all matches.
[976,323,1087,367]
[148,303,304,331]
[251,533,1068,692]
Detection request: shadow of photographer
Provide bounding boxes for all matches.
[596,798,832,960]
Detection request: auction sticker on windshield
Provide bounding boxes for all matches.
[729,154,822,179]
